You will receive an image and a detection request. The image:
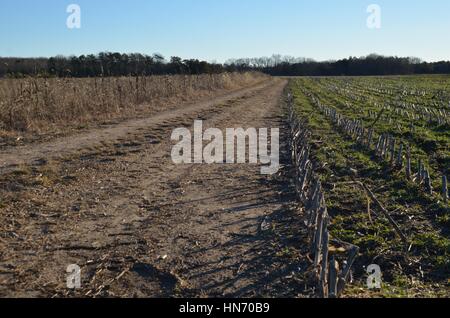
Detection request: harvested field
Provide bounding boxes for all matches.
[289,76,449,297]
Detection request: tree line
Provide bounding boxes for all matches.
[0,53,226,78]
[226,54,450,76]
[1,53,450,78]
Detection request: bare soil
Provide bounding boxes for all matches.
[0,78,314,298]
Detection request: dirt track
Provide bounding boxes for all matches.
[0,78,313,298]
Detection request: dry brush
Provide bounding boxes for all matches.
[0,72,267,134]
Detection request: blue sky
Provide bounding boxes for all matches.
[1,0,449,62]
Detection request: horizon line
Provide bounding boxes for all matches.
[1,53,450,64]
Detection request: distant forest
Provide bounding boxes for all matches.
[1,53,450,78]
[0,53,225,78]
[228,54,450,76]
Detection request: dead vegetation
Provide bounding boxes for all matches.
[0,72,266,134]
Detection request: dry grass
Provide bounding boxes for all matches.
[0,72,266,133]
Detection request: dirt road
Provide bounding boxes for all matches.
[0,78,312,297]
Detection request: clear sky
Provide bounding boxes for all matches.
[1,0,449,62]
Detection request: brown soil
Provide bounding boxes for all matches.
[0,78,313,298]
